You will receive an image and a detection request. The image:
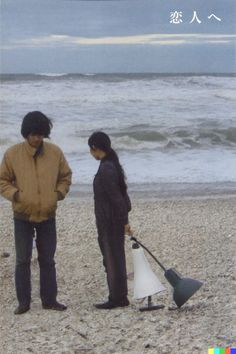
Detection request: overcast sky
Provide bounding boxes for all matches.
[0,0,235,73]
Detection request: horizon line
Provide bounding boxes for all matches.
[1,72,235,76]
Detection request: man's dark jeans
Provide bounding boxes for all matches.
[14,217,57,306]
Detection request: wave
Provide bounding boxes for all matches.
[1,127,235,153]
[37,73,68,77]
[83,73,96,76]
[0,138,12,146]
[112,126,236,144]
[111,126,236,151]
[36,73,98,78]
[214,92,236,101]
[113,130,166,142]
[1,73,235,83]
[55,126,236,155]
[37,73,96,78]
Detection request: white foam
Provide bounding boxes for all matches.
[1,75,236,185]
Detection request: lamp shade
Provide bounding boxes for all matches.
[132,243,165,299]
[165,268,203,308]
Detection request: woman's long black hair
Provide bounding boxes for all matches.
[88,131,127,196]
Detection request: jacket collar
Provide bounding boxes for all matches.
[24,140,44,157]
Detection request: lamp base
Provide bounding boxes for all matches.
[139,296,165,312]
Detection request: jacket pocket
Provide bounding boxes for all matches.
[12,190,32,215]
[41,191,58,215]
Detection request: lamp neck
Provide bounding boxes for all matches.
[130,236,166,272]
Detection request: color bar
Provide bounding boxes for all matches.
[208,349,214,354]
[208,349,236,354]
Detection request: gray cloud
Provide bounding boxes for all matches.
[1,0,235,73]
[1,33,235,50]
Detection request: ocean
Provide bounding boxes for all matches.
[0,73,236,196]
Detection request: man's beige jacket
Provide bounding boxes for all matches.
[0,141,72,222]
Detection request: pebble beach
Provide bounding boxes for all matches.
[0,193,236,354]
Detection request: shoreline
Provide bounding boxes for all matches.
[68,181,236,201]
[1,182,236,205]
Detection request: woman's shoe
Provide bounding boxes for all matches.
[94,298,129,309]
[42,301,67,311]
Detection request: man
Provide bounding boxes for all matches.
[0,111,72,314]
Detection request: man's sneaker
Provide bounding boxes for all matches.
[14,304,30,315]
[42,301,67,311]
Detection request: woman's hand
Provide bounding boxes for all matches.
[124,223,133,236]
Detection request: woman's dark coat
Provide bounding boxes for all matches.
[93,159,131,302]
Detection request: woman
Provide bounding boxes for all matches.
[88,131,132,309]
